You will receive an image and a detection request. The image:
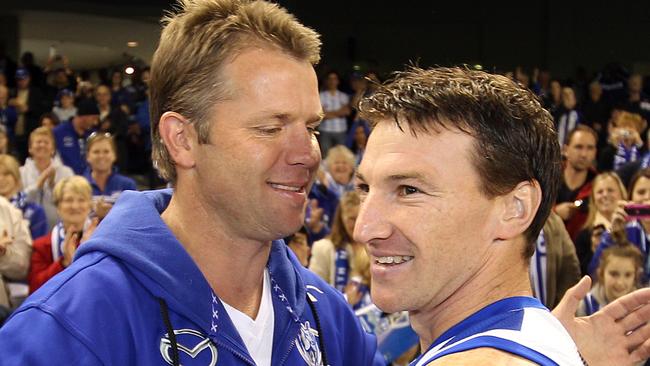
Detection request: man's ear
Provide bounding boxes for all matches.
[495,180,542,240]
[158,111,196,169]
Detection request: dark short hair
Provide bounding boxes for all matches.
[565,125,598,147]
[359,66,561,258]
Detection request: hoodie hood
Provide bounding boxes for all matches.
[76,189,308,346]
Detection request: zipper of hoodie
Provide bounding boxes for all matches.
[278,330,297,366]
[212,338,256,366]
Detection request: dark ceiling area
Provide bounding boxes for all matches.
[1,0,650,78]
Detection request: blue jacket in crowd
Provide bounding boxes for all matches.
[0,189,381,365]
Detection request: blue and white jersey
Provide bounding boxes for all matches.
[411,297,582,366]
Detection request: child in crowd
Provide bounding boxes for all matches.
[578,245,642,317]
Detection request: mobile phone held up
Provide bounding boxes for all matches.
[624,204,650,219]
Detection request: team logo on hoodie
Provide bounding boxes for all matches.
[295,321,322,366]
[159,329,218,366]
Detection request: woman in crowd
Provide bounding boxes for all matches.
[83,132,136,220]
[309,191,364,292]
[589,168,650,280]
[345,119,370,166]
[320,145,356,198]
[20,127,74,229]
[574,172,627,275]
[0,154,47,240]
[577,245,642,316]
[28,176,95,292]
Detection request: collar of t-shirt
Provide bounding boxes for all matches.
[221,268,275,366]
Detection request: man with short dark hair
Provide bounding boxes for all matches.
[555,125,599,240]
[354,67,649,365]
[53,99,98,174]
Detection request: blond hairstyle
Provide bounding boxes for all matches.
[86,132,116,154]
[0,154,21,191]
[53,176,92,206]
[28,126,56,150]
[583,172,628,230]
[325,145,355,170]
[329,191,360,250]
[150,0,321,183]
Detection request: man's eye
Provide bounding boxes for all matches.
[307,126,320,136]
[399,185,420,196]
[258,127,281,135]
[355,183,369,193]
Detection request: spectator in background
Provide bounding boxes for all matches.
[310,191,363,292]
[598,110,645,172]
[52,89,77,123]
[620,74,650,125]
[574,172,627,275]
[577,245,643,317]
[38,112,60,130]
[345,119,370,166]
[318,71,350,154]
[530,212,581,310]
[582,81,612,149]
[0,195,32,320]
[109,70,135,116]
[555,126,598,240]
[319,145,355,198]
[21,127,74,229]
[53,99,98,174]
[83,132,136,221]
[0,126,9,155]
[589,168,650,281]
[8,68,48,162]
[43,54,76,105]
[28,176,95,293]
[0,85,16,146]
[556,86,582,146]
[284,228,310,267]
[0,154,47,240]
[19,52,45,90]
[95,85,129,171]
[544,79,562,117]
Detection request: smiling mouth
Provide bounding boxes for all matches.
[375,256,414,265]
[269,183,304,193]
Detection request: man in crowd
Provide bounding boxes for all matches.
[354,67,650,365]
[0,1,649,366]
[53,99,98,174]
[555,125,599,239]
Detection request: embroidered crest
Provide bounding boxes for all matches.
[159,329,218,366]
[295,321,322,366]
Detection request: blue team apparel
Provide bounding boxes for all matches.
[411,297,582,366]
[53,121,94,174]
[0,189,382,365]
[83,169,137,202]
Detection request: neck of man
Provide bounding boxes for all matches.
[409,240,532,350]
[161,181,272,320]
[630,92,641,102]
[563,164,588,191]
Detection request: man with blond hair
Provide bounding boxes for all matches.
[0,0,379,364]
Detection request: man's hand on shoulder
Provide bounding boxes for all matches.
[553,276,650,366]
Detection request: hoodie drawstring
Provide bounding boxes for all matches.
[158,298,180,366]
[158,295,328,366]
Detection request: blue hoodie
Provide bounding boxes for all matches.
[0,189,382,365]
